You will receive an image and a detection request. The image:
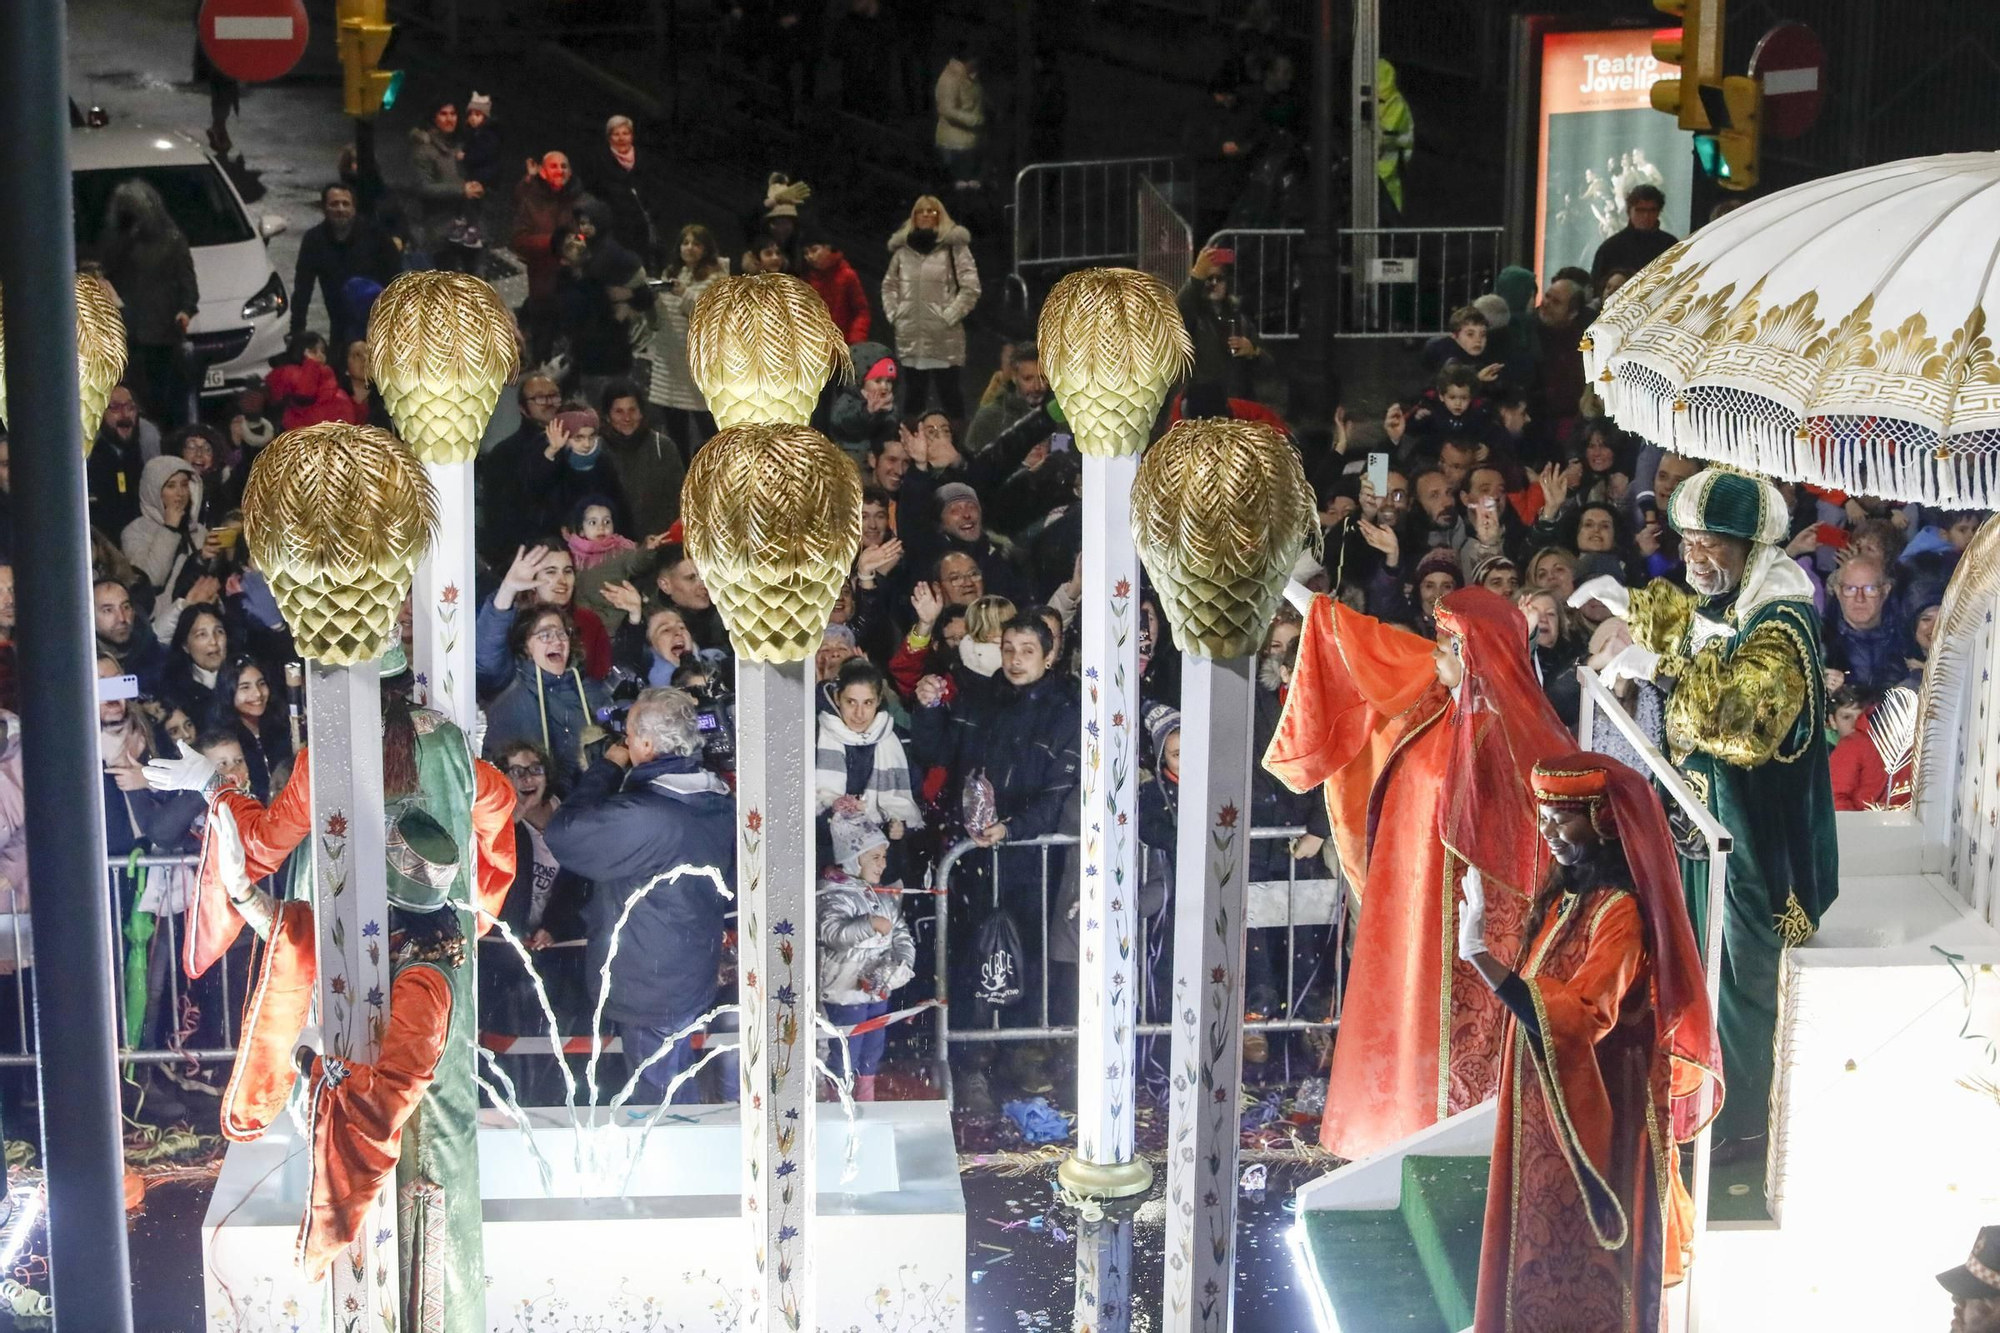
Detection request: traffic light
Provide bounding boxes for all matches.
[338,0,401,120]
[1650,0,1724,130]
[1694,76,1763,191]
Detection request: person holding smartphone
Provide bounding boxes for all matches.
[1178,247,1263,401]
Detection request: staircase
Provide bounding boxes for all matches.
[1296,1113,1494,1333]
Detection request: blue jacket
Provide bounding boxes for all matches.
[480,655,611,789]
[544,753,736,1025]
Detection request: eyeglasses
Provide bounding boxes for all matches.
[1838,583,1885,598]
[505,763,546,779]
[526,392,561,404]
[530,627,571,644]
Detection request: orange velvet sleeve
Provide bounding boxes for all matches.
[299,964,453,1281]
[469,759,518,937]
[1264,595,1441,895]
[1521,893,1648,1250]
[219,899,317,1142]
[186,763,317,978]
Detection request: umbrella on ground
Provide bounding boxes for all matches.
[1582,152,2000,507]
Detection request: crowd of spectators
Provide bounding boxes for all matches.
[25,76,1984,1124]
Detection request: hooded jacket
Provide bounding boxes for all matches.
[881,224,979,367]
[479,654,612,789]
[805,249,872,344]
[933,59,985,151]
[546,753,736,1024]
[120,456,207,598]
[817,868,915,1006]
[405,123,468,250]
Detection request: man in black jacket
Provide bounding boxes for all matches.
[474,375,562,565]
[291,184,402,349]
[543,688,736,1103]
[1589,185,1678,290]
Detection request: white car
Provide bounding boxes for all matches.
[70,124,289,401]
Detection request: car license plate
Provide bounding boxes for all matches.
[203,365,225,390]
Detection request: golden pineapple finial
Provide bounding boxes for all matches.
[241,424,437,665]
[367,271,521,465]
[1038,268,1192,457]
[681,422,863,663]
[686,273,849,430]
[0,274,130,454]
[1131,418,1319,658]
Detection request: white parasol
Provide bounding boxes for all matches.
[1582,152,2000,507]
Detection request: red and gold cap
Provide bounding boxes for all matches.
[1530,758,1618,839]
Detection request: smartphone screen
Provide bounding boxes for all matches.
[1366,452,1390,496]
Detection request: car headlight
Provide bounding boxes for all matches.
[241,273,287,322]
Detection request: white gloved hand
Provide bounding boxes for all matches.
[1457,867,1489,961]
[1569,574,1632,620]
[144,750,218,795]
[1600,642,1661,687]
[1687,612,1735,651]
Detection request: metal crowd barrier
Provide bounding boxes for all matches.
[1333,225,1506,338]
[928,826,1344,1080]
[1008,155,1190,314]
[1136,177,1195,293]
[1205,227,1306,342]
[0,854,245,1070]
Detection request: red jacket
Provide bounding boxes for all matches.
[806,254,872,344]
[266,359,361,432]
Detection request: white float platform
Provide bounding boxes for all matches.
[1290,813,2000,1333]
[202,1099,966,1332]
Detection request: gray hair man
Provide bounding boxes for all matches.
[543,686,737,1104]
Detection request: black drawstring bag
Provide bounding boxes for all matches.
[970,908,1027,1019]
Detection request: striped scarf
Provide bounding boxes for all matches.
[814,706,919,826]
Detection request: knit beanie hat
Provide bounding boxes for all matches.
[1472,293,1511,331]
[934,481,980,512]
[1415,546,1464,588]
[1144,703,1181,758]
[831,813,890,877]
[556,407,600,437]
[467,91,493,114]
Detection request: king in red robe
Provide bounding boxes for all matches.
[1263,587,1574,1159]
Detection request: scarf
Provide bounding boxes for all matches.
[564,531,637,571]
[814,707,919,826]
[611,144,636,170]
[906,227,938,255]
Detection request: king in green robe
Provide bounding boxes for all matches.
[1575,467,1839,1159]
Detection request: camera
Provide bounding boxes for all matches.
[688,677,736,775]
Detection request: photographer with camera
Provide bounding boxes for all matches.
[543,687,735,1104]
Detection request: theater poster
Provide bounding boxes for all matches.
[1535,27,1694,281]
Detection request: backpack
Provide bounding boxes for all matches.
[970,908,1027,1013]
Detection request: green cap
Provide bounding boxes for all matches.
[385,806,459,911]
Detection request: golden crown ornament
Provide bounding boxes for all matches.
[241,424,438,665]
[1038,268,1192,457]
[367,271,521,464]
[686,273,849,429]
[1131,418,1319,659]
[682,423,862,663]
[0,274,129,453]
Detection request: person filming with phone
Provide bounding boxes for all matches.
[1179,247,1263,401]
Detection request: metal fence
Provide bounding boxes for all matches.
[1009,156,1190,315]
[928,826,1343,1081]
[1136,177,1195,294]
[1206,227,1306,342]
[1332,226,1506,339]
[0,855,247,1071]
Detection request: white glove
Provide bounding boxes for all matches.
[1569,574,1631,620]
[1687,612,1735,651]
[1457,867,1489,961]
[144,750,218,795]
[1600,642,1661,687]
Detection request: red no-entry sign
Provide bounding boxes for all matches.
[198,0,310,84]
[1751,21,1828,142]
